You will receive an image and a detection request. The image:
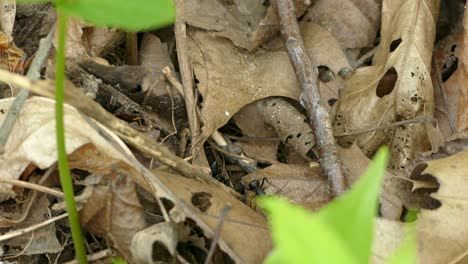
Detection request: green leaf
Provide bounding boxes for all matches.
[261,197,358,264]
[315,147,389,262]
[58,0,175,30]
[259,147,390,264]
[18,0,176,31]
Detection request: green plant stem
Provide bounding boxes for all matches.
[56,11,88,264]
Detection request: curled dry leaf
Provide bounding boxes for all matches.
[334,0,444,170]
[373,150,468,263]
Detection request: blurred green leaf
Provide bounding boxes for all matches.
[260,147,390,264]
[18,0,175,30]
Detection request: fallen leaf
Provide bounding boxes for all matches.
[334,0,444,169]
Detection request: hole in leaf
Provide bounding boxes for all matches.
[442,55,458,82]
[451,44,457,52]
[328,98,337,106]
[317,65,334,82]
[389,38,402,52]
[376,67,398,97]
[191,192,212,212]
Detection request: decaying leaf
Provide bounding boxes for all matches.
[374,150,468,263]
[334,0,444,169]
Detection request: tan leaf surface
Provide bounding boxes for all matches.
[155,169,272,263]
[242,163,330,211]
[339,144,402,220]
[334,0,443,169]
[185,0,265,50]
[233,102,279,164]
[189,24,349,142]
[304,0,381,49]
[373,150,468,263]
[0,0,16,39]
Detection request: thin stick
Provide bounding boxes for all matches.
[334,117,436,136]
[0,178,64,198]
[63,249,114,264]
[272,0,348,196]
[174,0,200,150]
[204,205,231,264]
[0,28,54,154]
[0,213,68,242]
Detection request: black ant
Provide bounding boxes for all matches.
[248,177,270,196]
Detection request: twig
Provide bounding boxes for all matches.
[174,0,200,150]
[351,47,377,70]
[204,205,231,264]
[272,0,348,196]
[0,165,56,225]
[63,249,114,264]
[0,213,68,242]
[0,28,54,154]
[0,69,242,199]
[0,178,64,198]
[334,117,436,136]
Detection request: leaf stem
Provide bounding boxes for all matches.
[56,11,88,264]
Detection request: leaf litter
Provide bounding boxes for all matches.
[0,0,467,263]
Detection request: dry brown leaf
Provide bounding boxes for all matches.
[242,163,330,211]
[3,195,63,255]
[334,0,443,169]
[249,0,310,50]
[373,150,468,263]
[76,171,146,258]
[155,169,272,263]
[189,25,349,143]
[304,0,381,49]
[185,0,265,50]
